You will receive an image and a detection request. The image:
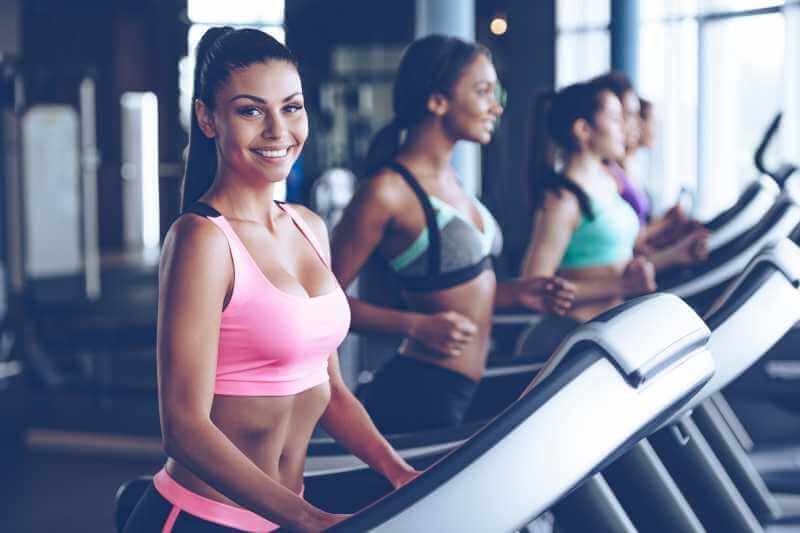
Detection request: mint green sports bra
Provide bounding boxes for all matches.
[560,184,640,270]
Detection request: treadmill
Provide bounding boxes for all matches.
[704,110,798,252]
[581,239,800,532]
[752,113,799,188]
[706,174,780,253]
[659,175,800,313]
[299,294,714,532]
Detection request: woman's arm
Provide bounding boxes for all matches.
[331,173,478,358]
[297,207,418,487]
[494,277,575,315]
[645,227,710,272]
[320,352,419,487]
[520,192,652,303]
[331,173,425,336]
[157,216,340,532]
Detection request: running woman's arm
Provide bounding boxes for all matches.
[331,171,478,358]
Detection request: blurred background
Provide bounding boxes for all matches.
[1,0,799,531]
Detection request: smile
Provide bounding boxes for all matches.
[252,147,291,159]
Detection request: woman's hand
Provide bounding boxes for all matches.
[671,228,710,266]
[389,467,423,489]
[664,204,690,226]
[647,205,705,249]
[408,311,478,358]
[513,277,576,315]
[622,257,657,296]
[297,512,352,532]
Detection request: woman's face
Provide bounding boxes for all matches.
[621,89,641,152]
[639,108,656,149]
[442,53,504,144]
[586,91,626,161]
[201,60,308,184]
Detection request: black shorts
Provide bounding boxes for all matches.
[358,355,478,434]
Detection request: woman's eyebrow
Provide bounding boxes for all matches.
[228,92,303,103]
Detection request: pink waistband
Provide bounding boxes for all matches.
[154,469,301,532]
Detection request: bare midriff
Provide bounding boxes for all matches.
[559,260,628,322]
[398,269,497,382]
[165,382,331,505]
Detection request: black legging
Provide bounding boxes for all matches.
[122,483,245,533]
[515,315,581,359]
[357,354,478,434]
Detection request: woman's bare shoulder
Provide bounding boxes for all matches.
[161,213,229,267]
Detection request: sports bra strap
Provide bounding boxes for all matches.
[385,161,441,276]
[183,201,222,218]
[184,200,329,266]
[276,202,330,266]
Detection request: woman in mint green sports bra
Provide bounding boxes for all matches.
[331,35,575,434]
[518,80,707,356]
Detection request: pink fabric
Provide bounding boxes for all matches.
[154,469,287,532]
[161,505,181,533]
[206,203,351,396]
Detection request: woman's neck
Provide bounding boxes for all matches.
[203,171,281,229]
[398,119,457,180]
[563,151,608,189]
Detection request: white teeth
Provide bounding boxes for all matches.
[254,147,289,158]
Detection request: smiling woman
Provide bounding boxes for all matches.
[194,61,308,187]
[330,35,576,435]
[120,27,417,533]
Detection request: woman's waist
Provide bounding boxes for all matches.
[559,261,628,280]
[401,272,496,318]
[159,463,303,528]
[398,339,488,382]
[211,384,330,437]
[560,242,633,269]
[164,438,306,509]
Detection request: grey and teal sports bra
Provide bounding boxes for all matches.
[385,161,503,292]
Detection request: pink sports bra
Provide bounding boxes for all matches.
[185,201,351,396]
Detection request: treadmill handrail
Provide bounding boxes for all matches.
[664,239,800,419]
[707,176,780,252]
[705,175,779,233]
[704,238,800,323]
[754,113,783,178]
[528,293,710,388]
[664,198,800,298]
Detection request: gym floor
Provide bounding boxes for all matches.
[9,388,164,533]
[5,447,163,533]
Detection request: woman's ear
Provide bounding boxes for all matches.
[426,92,449,117]
[571,118,591,147]
[194,99,216,139]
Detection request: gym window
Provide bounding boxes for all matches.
[639,0,799,219]
[556,0,611,88]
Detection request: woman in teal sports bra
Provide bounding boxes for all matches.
[518,80,707,357]
[331,35,575,434]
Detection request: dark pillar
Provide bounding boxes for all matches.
[494,0,556,273]
[611,0,639,88]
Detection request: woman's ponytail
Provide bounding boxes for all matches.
[527,85,595,219]
[363,35,489,177]
[181,26,234,211]
[364,118,404,176]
